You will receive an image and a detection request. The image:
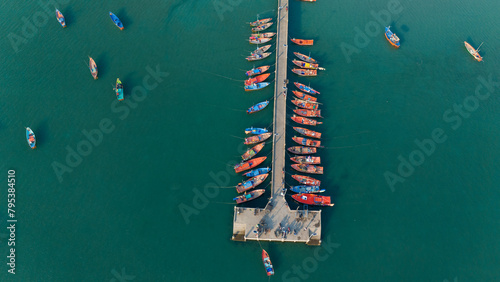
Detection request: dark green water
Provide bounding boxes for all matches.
[1,0,499,281]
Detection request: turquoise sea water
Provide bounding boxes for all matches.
[1,0,500,281]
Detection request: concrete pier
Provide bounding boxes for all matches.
[232,0,322,246]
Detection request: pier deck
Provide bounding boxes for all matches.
[232,0,322,245]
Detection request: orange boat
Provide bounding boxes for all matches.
[236,174,268,193]
[464,41,483,62]
[291,38,314,45]
[291,115,322,126]
[244,132,272,145]
[245,73,271,86]
[291,164,323,174]
[292,91,317,102]
[292,194,333,206]
[287,146,317,155]
[88,56,98,79]
[246,65,270,77]
[291,156,321,164]
[242,143,265,161]
[292,68,317,77]
[234,157,267,173]
[291,99,319,110]
[293,127,322,139]
[292,175,321,186]
[292,59,321,70]
[292,136,322,148]
[294,109,322,118]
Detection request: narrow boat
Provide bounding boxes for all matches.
[115,78,124,101]
[247,101,269,114]
[291,38,314,46]
[292,175,321,186]
[464,41,483,62]
[292,90,317,102]
[245,73,271,86]
[291,115,322,126]
[26,127,36,149]
[245,82,270,91]
[287,146,317,155]
[291,164,323,174]
[293,127,322,139]
[245,127,268,135]
[246,52,271,61]
[294,109,322,118]
[246,65,270,77]
[250,32,276,38]
[251,45,272,55]
[292,193,333,206]
[234,157,267,173]
[55,9,66,28]
[291,156,321,164]
[242,143,265,161]
[89,56,98,79]
[384,26,400,48]
[293,52,317,63]
[249,37,272,44]
[262,250,275,276]
[252,22,273,32]
[244,132,272,145]
[233,189,265,204]
[292,68,317,77]
[109,12,124,30]
[294,82,320,94]
[291,99,319,110]
[243,167,271,177]
[290,186,325,194]
[250,18,272,27]
[292,136,322,148]
[236,174,268,193]
[292,59,323,70]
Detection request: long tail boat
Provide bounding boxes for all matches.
[245,82,270,91]
[291,115,322,126]
[243,167,271,177]
[293,52,317,63]
[89,56,98,79]
[246,52,271,61]
[55,9,66,28]
[26,127,36,149]
[252,22,273,32]
[249,18,272,27]
[287,146,317,155]
[292,193,333,206]
[242,143,265,161]
[248,101,269,114]
[115,78,124,101]
[262,250,275,276]
[291,38,314,46]
[292,68,317,77]
[236,174,268,193]
[291,164,323,174]
[245,127,268,135]
[109,12,124,30]
[246,65,270,77]
[251,45,272,56]
[292,136,322,148]
[250,32,276,38]
[245,73,270,86]
[249,37,272,44]
[294,109,322,118]
[234,157,267,173]
[292,175,321,186]
[294,82,320,94]
[290,186,325,194]
[291,99,319,110]
[464,41,483,62]
[293,127,322,139]
[384,26,400,48]
[233,189,265,204]
[292,90,317,102]
[292,59,324,70]
[244,132,272,145]
[291,156,321,164]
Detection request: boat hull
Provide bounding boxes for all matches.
[294,109,322,118]
[293,127,322,139]
[291,164,323,174]
[292,68,317,77]
[290,186,324,193]
[262,250,275,276]
[234,157,267,173]
[26,127,36,149]
[245,82,270,91]
[244,132,272,145]
[292,175,321,186]
[242,143,265,161]
[250,18,272,27]
[293,52,317,63]
[291,38,314,46]
[291,115,322,126]
[89,57,98,79]
[384,27,400,48]
[252,22,273,32]
[464,41,483,62]
[233,189,265,204]
[56,9,66,28]
[247,101,269,114]
[292,193,333,206]
[291,99,319,110]
[245,73,271,86]
[243,167,271,177]
[109,12,124,30]
[115,78,124,101]
[246,53,271,61]
[294,82,320,94]
[236,174,268,193]
[292,91,317,102]
[246,66,270,77]
[291,156,321,164]
[287,146,317,155]
[245,127,268,135]
[292,137,322,147]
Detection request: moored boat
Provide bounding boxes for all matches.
[89,56,98,79]
[236,174,268,193]
[252,22,273,32]
[250,18,272,27]
[249,37,272,44]
[291,156,321,164]
[234,157,267,173]
[291,115,322,126]
[291,38,314,46]
[245,82,270,91]
[291,164,323,174]
[292,193,333,206]
[115,78,124,101]
[292,136,322,148]
[292,175,321,186]
[292,90,317,102]
[291,99,319,110]
[290,186,325,194]
[292,68,317,77]
[243,167,271,177]
[294,82,320,94]
[251,45,272,56]
[244,132,272,145]
[245,127,268,135]
[464,41,483,62]
[246,65,270,77]
[26,127,36,149]
[245,73,270,86]
[293,52,317,63]
[242,143,265,161]
[384,26,400,48]
[294,109,322,118]
[247,101,269,114]
[292,59,324,70]
[293,127,322,139]
[55,9,66,28]
[250,32,276,38]
[109,12,124,30]
[287,146,317,155]
[246,52,271,61]
[233,189,265,204]
[262,250,275,276]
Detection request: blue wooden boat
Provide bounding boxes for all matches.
[247,101,269,114]
[55,9,66,28]
[26,127,36,149]
[115,78,124,101]
[245,82,270,91]
[290,186,325,194]
[245,127,268,135]
[384,26,400,48]
[262,250,275,276]
[243,167,271,177]
[109,12,124,30]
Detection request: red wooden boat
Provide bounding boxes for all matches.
[236,174,268,193]
[291,38,314,46]
[294,109,322,118]
[262,249,275,276]
[244,132,272,145]
[291,99,319,110]
[242,143,265,161]
[293,127,322,139]
[292,68,317,77]
[245,73,270,86]
[234,157,267,173]
[246,65,270,77]
[292,193,333,206]
[250,18,272,27]
[291,115,322,126]
[291,156,321,164]
[287,146,317,155]
[291,164,323,174]
[294,82,320,94]
[292,175,321,186]
[292,90,317,102]
[233,189,265,204]
[292,137,322,148]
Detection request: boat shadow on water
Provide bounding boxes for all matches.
[115,8,132,28]
[34,119,50,147]
[388,22,405,44]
